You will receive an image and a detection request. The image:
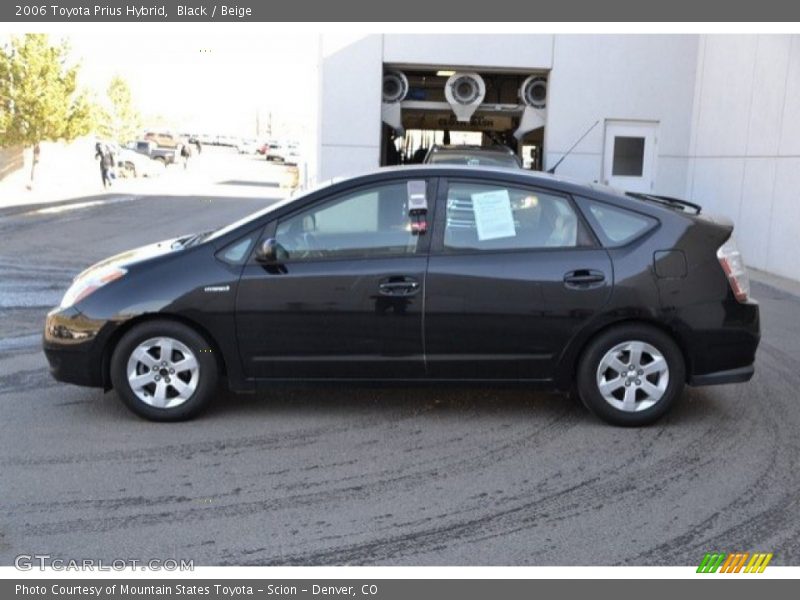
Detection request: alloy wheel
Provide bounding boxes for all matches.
[596,340,669,412]
[126,336,199,408]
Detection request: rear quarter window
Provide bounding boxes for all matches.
[576,196,657,247]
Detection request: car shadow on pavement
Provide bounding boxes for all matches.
[181,382,723,426]
[191,383,587,424]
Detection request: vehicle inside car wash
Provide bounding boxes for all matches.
[380,68,547,170]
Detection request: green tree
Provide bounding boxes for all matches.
[0,34,94,186]
[98,75,140,143]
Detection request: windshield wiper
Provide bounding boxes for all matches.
[171,230,213,249]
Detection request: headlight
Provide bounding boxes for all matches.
[60,266,127,308]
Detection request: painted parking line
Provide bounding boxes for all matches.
[27,194,141,216]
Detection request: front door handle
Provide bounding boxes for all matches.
[564,269,606,289]
[379,277,420,296]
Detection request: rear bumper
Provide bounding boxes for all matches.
[679,299,760,383]
[688,365,754,386]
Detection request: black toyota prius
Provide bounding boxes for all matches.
[44,166,760,426]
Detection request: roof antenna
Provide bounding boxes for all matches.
[547,120,600,174]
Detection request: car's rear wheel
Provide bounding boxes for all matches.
[110,320,218,421]
[576,324,685,426]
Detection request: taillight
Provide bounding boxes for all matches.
[717,236,750,302]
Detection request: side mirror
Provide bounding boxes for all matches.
[254,238,284,263]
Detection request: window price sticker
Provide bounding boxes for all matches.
[472,189,516,241]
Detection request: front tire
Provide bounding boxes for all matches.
[110,320,218,421]
[576,324,685,426]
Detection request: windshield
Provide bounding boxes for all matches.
[204,178,338,242]
[428,152,520,168]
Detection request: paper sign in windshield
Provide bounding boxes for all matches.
[472,189,516,241]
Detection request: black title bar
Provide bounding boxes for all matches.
[3,0,800,22]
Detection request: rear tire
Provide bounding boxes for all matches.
[576,324,685,426]
[110,320,218,421]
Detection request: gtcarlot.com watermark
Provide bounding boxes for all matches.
[14,554,194,571]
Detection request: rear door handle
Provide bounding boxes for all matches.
[379,277,420,296]
[564,269,606,288]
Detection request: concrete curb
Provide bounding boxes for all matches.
[749,268,800,299]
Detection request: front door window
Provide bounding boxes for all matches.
[275,182,418,260]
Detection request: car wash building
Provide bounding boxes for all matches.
[315,34,800,281]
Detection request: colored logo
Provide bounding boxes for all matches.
[697,552,773,573]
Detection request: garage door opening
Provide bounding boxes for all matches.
[380,67,548,171]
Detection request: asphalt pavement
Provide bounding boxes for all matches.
[1,153,799,566]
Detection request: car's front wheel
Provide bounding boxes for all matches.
[576,324,685,426]
[110,320,218,421]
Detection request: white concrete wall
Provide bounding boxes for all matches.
[687,35,800,280]
[318,35,384,181]
[545,35,698,196]
[382,34,553,70]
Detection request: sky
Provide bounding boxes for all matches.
[63,32,321,139]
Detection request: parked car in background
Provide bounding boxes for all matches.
[143,131,184,149]
[282,144,302,165]
[424,145,522,168]
[265,143,302,165]
[256,140,277,155]
[116,147,166,178]
[212,135,238,147]
[262,142,283,160]
[44,165,759,426]
[237,139,260,154]
[128,140,181,165]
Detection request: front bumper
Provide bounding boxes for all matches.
[43,306,110,388]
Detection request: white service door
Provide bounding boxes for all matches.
[603,121,658,193]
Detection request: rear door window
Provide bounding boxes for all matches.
[576,197,657,247]
[441,181,591,252]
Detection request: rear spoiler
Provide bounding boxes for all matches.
[626,192,702,215]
